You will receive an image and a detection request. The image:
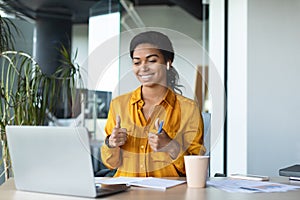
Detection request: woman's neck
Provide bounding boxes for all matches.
[142,85,167,105]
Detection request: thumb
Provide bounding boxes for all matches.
[115,115,121,128]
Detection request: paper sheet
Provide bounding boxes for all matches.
[95,177,146,185]
[207,179,300,193]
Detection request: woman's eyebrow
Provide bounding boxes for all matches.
[132,54,159,60]
[146,54,159,59]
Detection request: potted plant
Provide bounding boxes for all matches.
[0,10,83,182]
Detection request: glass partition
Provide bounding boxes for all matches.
[86,1,225,176]
[87,0,120,140]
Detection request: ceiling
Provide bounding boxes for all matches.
[3,0,208,23]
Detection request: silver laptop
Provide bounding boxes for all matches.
[6,126,128,198]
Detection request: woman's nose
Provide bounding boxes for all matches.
[140,62,149,71]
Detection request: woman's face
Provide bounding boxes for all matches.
[132,43,168,87]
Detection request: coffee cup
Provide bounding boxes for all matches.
[184,155,209,188]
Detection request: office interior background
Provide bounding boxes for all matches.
[1,0,300,185]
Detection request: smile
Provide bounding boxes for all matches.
[139,74,154,79]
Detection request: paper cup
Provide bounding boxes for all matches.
[184,155,209,188]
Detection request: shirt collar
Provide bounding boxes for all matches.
[130,86,176,108]
[130,86,143,105]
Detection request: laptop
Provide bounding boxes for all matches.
[6,126,129,198]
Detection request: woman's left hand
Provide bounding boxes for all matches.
[148,118,180,159]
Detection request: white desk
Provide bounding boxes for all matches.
[1,177,300,200]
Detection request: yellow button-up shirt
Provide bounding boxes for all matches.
[101,86,205,177]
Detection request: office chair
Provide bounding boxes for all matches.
[201,111,211,177]
[201,112,211,157]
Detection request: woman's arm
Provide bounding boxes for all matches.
[171,102,205,175]
[100,101,124,169]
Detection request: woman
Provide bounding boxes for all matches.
[101,31,205,177]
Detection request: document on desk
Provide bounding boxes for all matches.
[95,177,186,190]
[207,179,300,193]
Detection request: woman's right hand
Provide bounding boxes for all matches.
[107,115,127,148]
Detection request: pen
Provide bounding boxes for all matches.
[240,187,259,192]
[157,121,164,134]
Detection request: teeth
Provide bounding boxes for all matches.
[140,75,152,79]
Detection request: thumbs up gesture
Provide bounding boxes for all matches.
[107,115,127,148]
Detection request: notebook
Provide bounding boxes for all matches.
[95,177,186,190]
[6,126,129,198]
[279,164,300,178]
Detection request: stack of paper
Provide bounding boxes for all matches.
[207,179,300,193]
[95,177,186,191]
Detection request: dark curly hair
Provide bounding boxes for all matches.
[129,31,183,95]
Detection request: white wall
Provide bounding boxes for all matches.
[227,0,300,177]
[247,0,300,176]
[227,0,248,175]
[209,0,226,176]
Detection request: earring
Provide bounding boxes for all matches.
[167,62,170,70]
